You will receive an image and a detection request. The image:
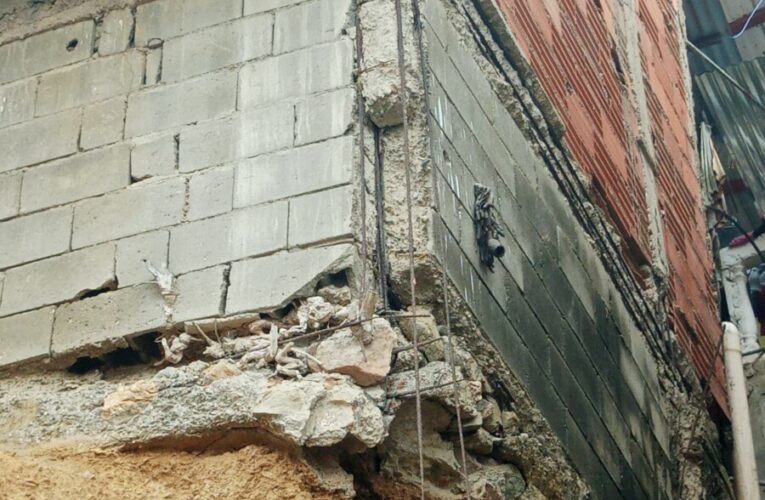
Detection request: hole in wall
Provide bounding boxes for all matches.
[66,38,79,51]
[66,332,162,375]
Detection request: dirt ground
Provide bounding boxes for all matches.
[0,444,339,500]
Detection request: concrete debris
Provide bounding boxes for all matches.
[461,428,497,455]
[200,359,242,384]
[469,464,526,499]
[158,332,194,365]
[317,284,352,305]
[297,296,335,330]
[477,398,503,434]
[309,318,396,386]
[101,380,158,418]
[399,305,445,361]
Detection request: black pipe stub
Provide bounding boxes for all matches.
[487,238,505,258]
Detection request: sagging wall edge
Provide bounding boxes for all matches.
[367,0,727,497]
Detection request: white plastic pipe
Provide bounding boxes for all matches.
[722,322,760,499]
[721,262,761,354]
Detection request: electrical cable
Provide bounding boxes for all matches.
[732,0,764,39]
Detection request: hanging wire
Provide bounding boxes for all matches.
[393,0,426,496]
[732,0,764,39]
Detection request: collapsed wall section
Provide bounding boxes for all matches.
[0,0,359,367]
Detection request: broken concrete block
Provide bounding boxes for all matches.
[386,361,480,418]
[131,134,176,180]
[311,318,396,386]
[98,8,134,56]
[115,230,169,287]
[295,87,354,145]
[0,206,72,269]
[0,307,54,366]
[80,98,126,150]
[398,305,444,361]
[0,171,21,220]
[0,109,80,174]
[187,166,233,221]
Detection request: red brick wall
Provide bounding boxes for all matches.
[495,0,725,404]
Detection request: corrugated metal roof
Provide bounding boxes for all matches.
[684,0,743,72]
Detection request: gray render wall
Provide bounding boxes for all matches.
[422,1,674,498]
[0,0,359,366]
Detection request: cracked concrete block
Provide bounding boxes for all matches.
[239,39,352,109]
[0,78,36,128]
[0,20,94,84]
[174,266,227,323]
[36,51,144,116]
[0,171,21,220]
[52,284,166,356]
[295,87,354,145]
[163,14,272,82]
[0,307,54,366]
[131,134,176,180]
[169,202,288,274]
[80,97,126,150]
[135,0,241,47]
[226,243,355,314]
[274,0,351,54]
[72,177,185,248]
[126,70,237,138]
[116,230,169,287]
[288,185,352,247]
[21,144,130,213]
[187,166,233,221]
[98,8,134,56]
[0,207,72,270]
[0,109,80,174]
[0,244,116,317]
[179,102,294,172]
[234,135,353,207]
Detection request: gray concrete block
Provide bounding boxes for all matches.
[52,284,166,355]
[0,21,94,84]
[135,0,242,46]
[295,88,353,145]
[80,97,126,150]
[0,307,54,366]
[226,243,354,314]
[115,230,170,287]
[187,166,233,221]
[36,51,143,116]
[0,244,116,316]
[170,202,288,273]
[234,135,352,207]
[0,171,21,220]
[21,144,131,213]
[244,0,304,15]
[174,265,227,322]
[72,177,185,248]
[163,14,272,82]
[179,102,293,172]
[0,78,36,128]
[125,70,237,137]
[239,39,352,109]
[0,109,80,174]
[288,185,352,247]
[98,8,134,56]
[0,207,72,270]
[131,134,176,179]
[274,0,351,54]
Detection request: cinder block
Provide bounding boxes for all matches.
[116,230,170,287]
[131,134,176,179]
[226,244,354,314]
[0,78,36,128]
[187,166,233,221]
[239,39,352,109]
[0,171,21,220]
[0,244,116,316]
[234,135,352,207]
[178,102,293,172]
[174,266,227,322]
[0,207,72,270]
[0,307,54,366]
[0,109,80,174]
[295,87,353,145]
[274,0,351,54]
[72,177,185,248]
[135,0,241,46]
[125,70,237,137]
[162,14,272,82]
[80,97,126,150]
[288,185,352,247]
[169,202,288,273]
[21,144,130,213]
[98,8,134,55]
[52,284,166,355]
[0,21,94,84]
[36,51,143,116]
[244,0,304,15]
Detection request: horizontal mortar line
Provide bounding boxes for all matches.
[233,181,352,210]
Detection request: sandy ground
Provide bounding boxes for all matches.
[0,444,339,500]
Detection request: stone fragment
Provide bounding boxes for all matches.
[398,305,444,361]
[310,318,396,386]
[317,285,352,305]
[101,380,159,418]
[468,464,526,499]
[478,397,503,434]
[462,428,497,455]
[201,360,242,385]
[449,413,483,433]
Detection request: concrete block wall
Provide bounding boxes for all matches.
[423,0,675,498]
[0,0,358,366]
